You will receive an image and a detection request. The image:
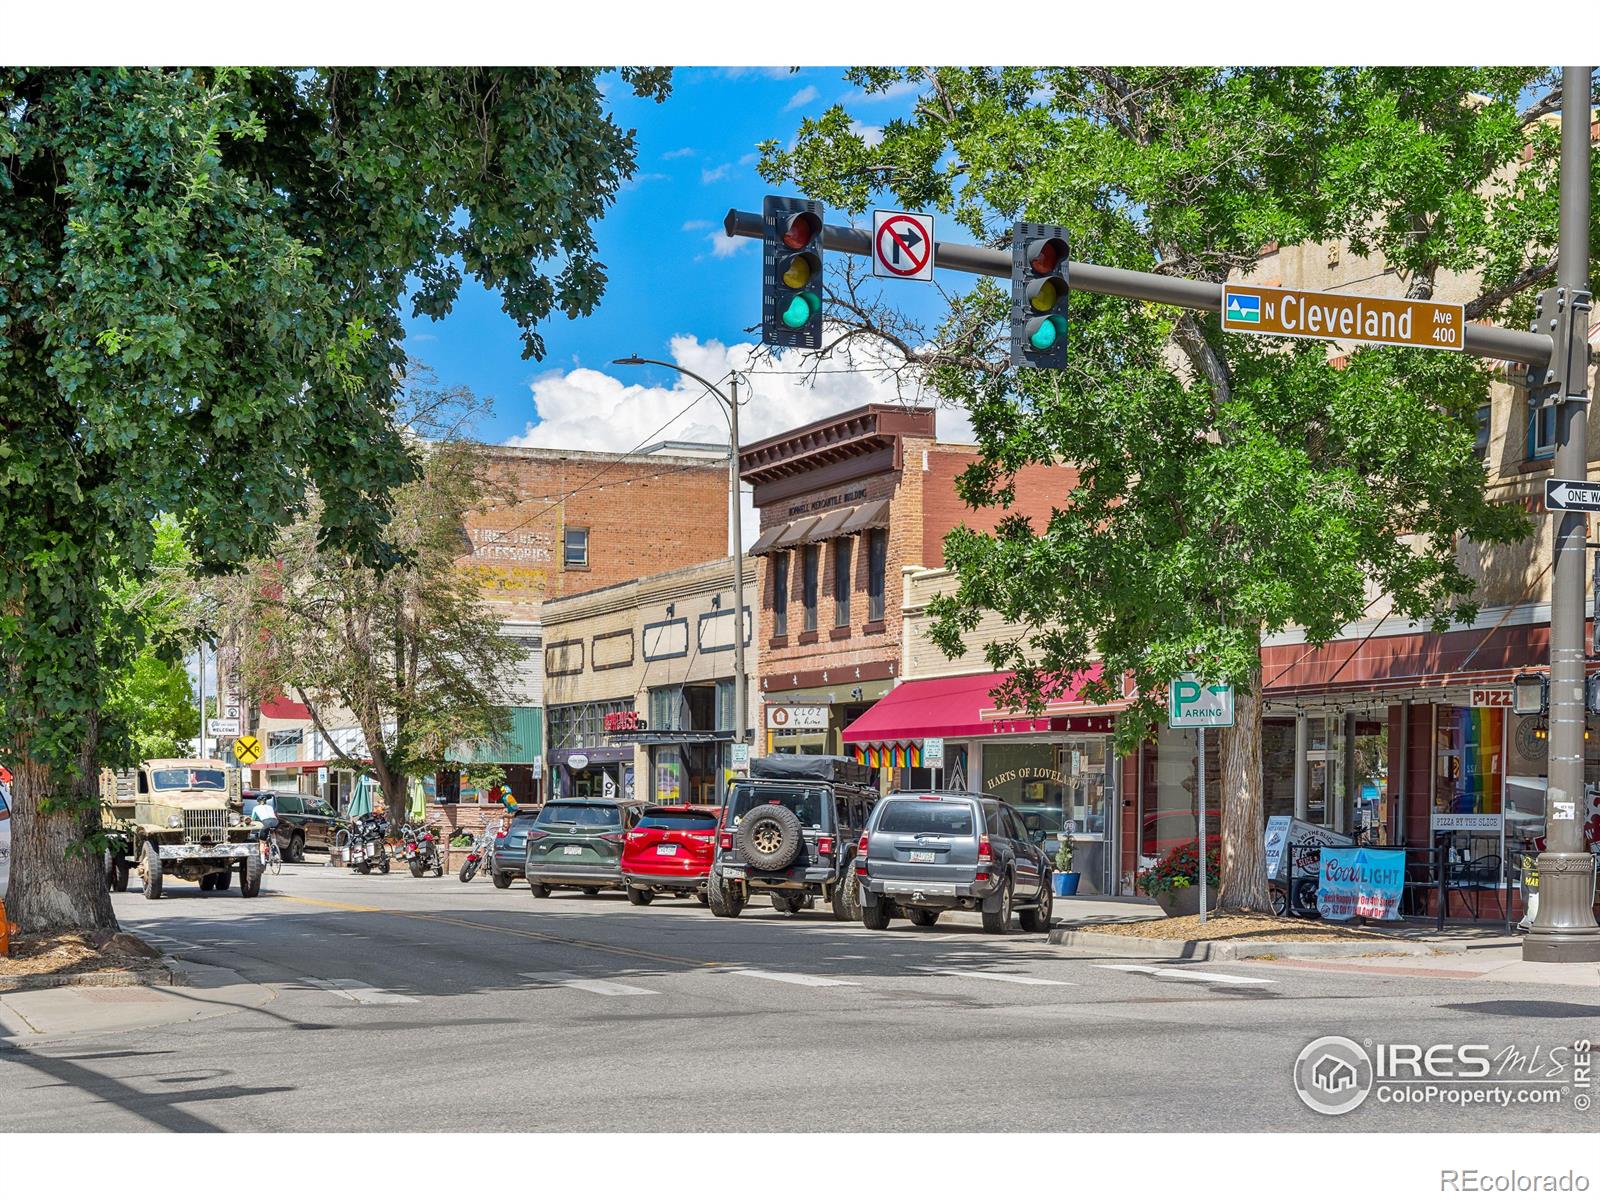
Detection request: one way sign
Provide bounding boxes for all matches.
[1544,478,1600,512]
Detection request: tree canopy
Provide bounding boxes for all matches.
[0,67,670,933]
[762,67,1590,909]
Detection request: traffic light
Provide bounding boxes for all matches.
[1010,222,1070,370]
[763,195,824,349]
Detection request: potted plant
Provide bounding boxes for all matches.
[1135,837,1220,917]
[1052,838,1080,896]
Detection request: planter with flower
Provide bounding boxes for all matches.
[1052,838,1080,896]
[1136,837,1220,917]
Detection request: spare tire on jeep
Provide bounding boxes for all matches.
[736,804,804,871]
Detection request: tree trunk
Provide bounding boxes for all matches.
[1217,664,1271,913]
[7,745,118,937]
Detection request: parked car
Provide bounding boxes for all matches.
[243,789,341,862]
[856,792,1054,934]
[620,805,721,905]
[706,755,875,920]
[491,808,544,888]
[523,799,646,897]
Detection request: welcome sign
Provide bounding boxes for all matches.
[1317,847,1406,922]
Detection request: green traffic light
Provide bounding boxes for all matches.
[781,291,819,330]
[1029,316,1064,351]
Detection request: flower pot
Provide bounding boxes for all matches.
[1155,886,1203,917]
[1052,872,1081,897]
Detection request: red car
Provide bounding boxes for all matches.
[620,805,721,905]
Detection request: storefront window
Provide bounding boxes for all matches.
[1262,718,1295,821]
[1143,725,1220,859]
[1436,705,1504,817]
[982,743,1065,822]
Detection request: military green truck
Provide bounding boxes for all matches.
[101,758,264,899]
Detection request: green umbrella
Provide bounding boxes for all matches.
[347,775,375,819]
[408,777,427,823]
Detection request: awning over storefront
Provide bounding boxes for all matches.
[750,502,891,556]
[842,666,1115,744]
[748,524,789,556]
[772,514,821,550]
[838,499,889,534]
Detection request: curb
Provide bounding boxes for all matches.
[1048,925,1454,961]
[0,964,180,993]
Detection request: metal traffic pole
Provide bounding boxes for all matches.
[1198,729,1207,924]
[1525,66,1600,963]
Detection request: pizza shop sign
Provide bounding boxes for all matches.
[1469,688,1513,708]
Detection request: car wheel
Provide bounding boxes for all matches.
[736,806,804,872]
[111,858,130,893]
[492,870,512,889]
[830,865,863,922]
[288,833,305,864]
[770,893,802,915]
[1018,874,1053,932]
[696,890,710,907]
[141,844,164,900]
[861,899,891,930]
[627,887,653,906]
[530,883,551,898]
[908,908,939,927]
[240,852,263,898]
[707,868,744,918]
[213,869,232,893]
[582,887,601,896]
[981,877,1014,935]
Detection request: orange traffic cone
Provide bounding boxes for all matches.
[0,897,11,958]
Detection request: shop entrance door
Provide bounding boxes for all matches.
[1061,737,1112,894]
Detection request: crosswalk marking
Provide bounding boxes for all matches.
[520,972,658,996]
[301,976,420,1005]
[1094,964,1273,985]
[730,969,859,988]
[928,969,1076,987]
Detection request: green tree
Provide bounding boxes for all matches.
[0,67,669,934]
[763,67,1591,911]
[222,378,520,819]
[106,656,200,762]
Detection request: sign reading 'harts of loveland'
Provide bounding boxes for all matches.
[1221,284,1465,352]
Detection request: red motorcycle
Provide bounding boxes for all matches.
[457,820,502,883]
[400,821,444,878]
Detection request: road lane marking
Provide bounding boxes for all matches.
[729,969,859,988]
[1094,964,1273,985]
[928,969,1076,986]
[279,896,381,913]
[520,972,658,996]
[300,976,419,1005]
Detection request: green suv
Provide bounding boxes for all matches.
[523,799,645,898]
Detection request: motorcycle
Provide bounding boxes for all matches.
[400,821,444,878]
[457,819,502,883]
[339,813,390,875]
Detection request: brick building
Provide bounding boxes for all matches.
[741,404,1078,771]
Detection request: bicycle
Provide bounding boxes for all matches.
[262,836,282,875]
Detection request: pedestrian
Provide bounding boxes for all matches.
[250,792,279,861]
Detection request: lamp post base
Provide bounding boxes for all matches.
[1522,852,1600,962]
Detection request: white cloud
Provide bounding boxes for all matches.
[706,231,748,259]
[700,162,732,184]
[618,171,667,193]
[784,84,820,112]
[662,146,696,159]
[505,333,971,550]
[846,78,923,104]
[849,120,884,148]
[739,152,761,167]
[681,219,712,232]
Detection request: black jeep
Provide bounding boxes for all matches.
[706,755,877,920]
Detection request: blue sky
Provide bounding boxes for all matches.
[399,67,955,448]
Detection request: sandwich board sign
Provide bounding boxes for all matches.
[1168,674,1235,728]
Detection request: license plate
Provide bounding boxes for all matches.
[656,845,678,856]
[723,866,745,879]
[910,851,936,863]
[562,846,583,856]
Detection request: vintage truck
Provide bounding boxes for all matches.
[101,758,264,899]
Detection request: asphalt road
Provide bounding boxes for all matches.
[1,861,1596,1133]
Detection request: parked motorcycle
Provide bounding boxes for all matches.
[338,813,390,875]
[400,821,444,878]
[457,820,502,883]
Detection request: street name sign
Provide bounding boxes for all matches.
[1168,674,1236,728]
[873,210,935,282]
[1220,284,1465,352]
[232,734,263,766]
[1543,478,1600,512]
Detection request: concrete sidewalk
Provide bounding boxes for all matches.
[0,962,275,1044]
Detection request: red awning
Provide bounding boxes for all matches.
[261,695,311,720]
[842,666,1116,744]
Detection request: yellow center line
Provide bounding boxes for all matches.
[272,894,718,968]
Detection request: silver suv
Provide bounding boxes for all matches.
[856,792,1054,934]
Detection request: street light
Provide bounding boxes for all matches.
[612,356,751,756]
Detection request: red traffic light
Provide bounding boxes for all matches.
[1028,236,1067,276]
[782,211,822,251]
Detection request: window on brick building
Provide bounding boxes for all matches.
[867,529,887,622]
[772,553,789,637]
[1528,405,1556,461]
[563,526,589,568]
[801,544,819,632]
[833,538,852,628]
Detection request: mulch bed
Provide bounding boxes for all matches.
[1083,913,1401,943]
[0,930,167,981]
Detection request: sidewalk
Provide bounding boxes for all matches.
[0,962,275,1044]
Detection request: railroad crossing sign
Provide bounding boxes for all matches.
[1168,674,1236,728]
[873,210,935,281]
[1220,284,1465,352]
[232,733,263,765]
[1544,478,1600,512]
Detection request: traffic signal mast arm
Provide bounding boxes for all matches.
[722,209,1555,369]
